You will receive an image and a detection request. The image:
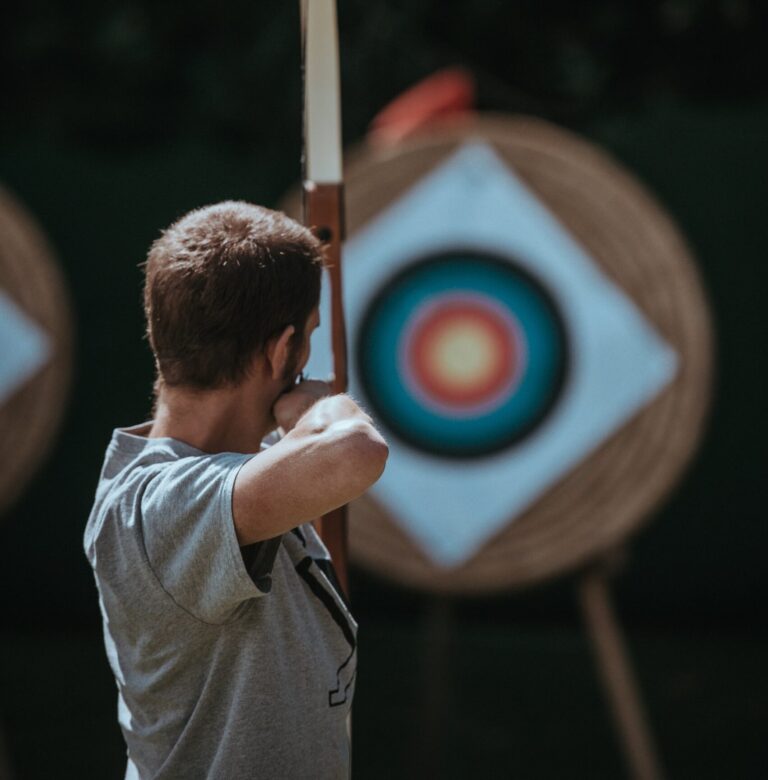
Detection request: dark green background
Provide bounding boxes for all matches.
[1,1,766,777]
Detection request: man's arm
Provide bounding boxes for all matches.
[232,392,388,545]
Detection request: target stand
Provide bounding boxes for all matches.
[285,115,713,779]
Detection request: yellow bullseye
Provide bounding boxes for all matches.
[425,318,500,391]
[409,297,519,408]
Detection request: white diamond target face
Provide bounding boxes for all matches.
[306,142,678,566]
[0,291,50,406]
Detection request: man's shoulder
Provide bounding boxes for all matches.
[93,432,185,508]
[85,429,203,555]
[100,424,250,491]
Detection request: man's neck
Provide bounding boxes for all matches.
[149,377,277,454]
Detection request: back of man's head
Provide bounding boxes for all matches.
[144,201,323,390]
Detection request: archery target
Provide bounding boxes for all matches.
[358,251,568,457]
[0,187,72,516]
[293,115,713,592]
[307,138,680,568]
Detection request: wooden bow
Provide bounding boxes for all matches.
[300,0,349,597]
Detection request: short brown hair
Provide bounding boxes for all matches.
[144,201,323,389]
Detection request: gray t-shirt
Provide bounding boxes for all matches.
[84,424,357,779]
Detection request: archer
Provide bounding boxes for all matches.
[84,201,387,778]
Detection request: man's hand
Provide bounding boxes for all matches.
[235,390,388,545]
[273,379,332,433]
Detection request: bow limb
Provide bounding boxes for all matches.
[301,0,350,597]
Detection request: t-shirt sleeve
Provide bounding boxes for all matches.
[140,452,269,624]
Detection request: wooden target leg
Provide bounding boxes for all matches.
[577,565,664,780]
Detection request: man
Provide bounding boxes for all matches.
[84,201,388,779]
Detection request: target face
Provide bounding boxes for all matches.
[358,251,568,457]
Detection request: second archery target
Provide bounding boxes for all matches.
[0,187,72,517]
[358,251,568,458]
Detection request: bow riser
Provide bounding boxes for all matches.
[303,181,350,596]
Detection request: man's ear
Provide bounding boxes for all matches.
[265,325,296,381]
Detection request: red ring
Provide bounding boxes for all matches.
[408,300,519,408]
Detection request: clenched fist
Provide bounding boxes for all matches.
[273,379,332,433]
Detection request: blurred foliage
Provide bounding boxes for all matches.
[2,0,766,150]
